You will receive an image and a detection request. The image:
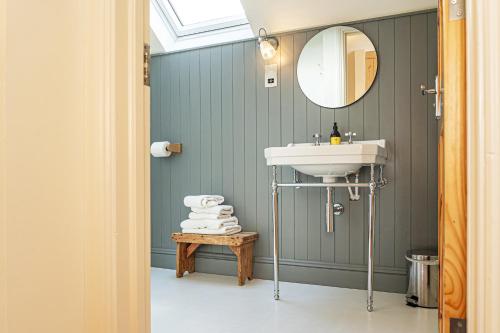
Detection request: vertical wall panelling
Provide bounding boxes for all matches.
[279,35,295,260]
[244,41,257,237]
[334,106,350,265]
[200,50,212,195]
[170,54,182,245]
[426,14,438,248]
[345,21,365,267]
[161,56,172,249]
[151,11,438,292]
[362,22,381,266]
[211,47,223,254]
[199,49,215,252]
[267,41,282,257]
[150,56,162,249]
[378,19,396,267]
[410,14,429,250]
[394,17,412,268]
[211,47,223,198]
[320,105,335,262]
[189,50,202,208]
[292,32,308,261]
[221,45,235,255]
[188,50,203,253]
[255,43,270,258]
[348,100,365,266]
[305,30,322,262]
[232,42,246,253]
[180,52,191,238]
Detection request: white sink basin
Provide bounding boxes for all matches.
[264,140,387,182]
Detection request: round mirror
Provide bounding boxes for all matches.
[297,26,378,109]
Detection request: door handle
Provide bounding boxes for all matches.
[420,75,442,120]
[420,85,437,95]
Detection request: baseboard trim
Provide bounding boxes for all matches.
[151,247,408,293]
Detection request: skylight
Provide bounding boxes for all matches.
[169,0,247,26]
[156,0,249,37]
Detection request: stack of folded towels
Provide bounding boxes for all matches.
[181,195,241,235]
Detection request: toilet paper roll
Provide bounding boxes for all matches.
[150,141,172,157]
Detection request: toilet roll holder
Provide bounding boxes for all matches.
[165,143,182,154]
[150,141,182,158]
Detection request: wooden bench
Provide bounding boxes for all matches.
[171,232,259,286]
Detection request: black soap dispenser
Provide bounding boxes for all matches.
[330,122,341,145]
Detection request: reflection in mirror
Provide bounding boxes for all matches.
[297,26,378,109]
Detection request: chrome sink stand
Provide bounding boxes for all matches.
[271,164,386,312]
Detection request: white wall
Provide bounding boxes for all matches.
[241,0,436,34]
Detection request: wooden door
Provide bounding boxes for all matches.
[438,0,467,332]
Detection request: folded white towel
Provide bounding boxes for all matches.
[191,205,233,215]
[180,217,238,230]
[182,225,242,235]
[183,195,224,208]
[188,212,232,220]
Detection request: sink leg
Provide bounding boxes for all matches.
[272,165,280,300]
[367,164,376,312]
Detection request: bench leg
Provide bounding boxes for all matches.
[244,243,254,281]
[230,243,254,286]
[176,243,195,278]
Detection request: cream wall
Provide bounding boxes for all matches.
[467,0,500,332]
[0,1,149,332]
[2,1,85,332]
[1,0,7,330]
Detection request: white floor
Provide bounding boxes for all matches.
[151,267,437,333]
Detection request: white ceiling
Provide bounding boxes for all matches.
[240,0,436,35]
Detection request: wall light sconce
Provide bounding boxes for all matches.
[258,28,279,60]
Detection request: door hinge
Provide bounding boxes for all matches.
[449,0,465,21]
[144,43,151,86]
[450,318,466,333]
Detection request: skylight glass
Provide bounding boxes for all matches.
[168,0,247,26]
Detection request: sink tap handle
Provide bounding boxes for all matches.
[312,133,322,146]
[344,132,357,144]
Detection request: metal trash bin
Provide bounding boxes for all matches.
[405,249,438,308]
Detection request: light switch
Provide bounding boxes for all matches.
[265,64,278,88]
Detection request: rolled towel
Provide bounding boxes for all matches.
[182,225,242,235]
[191,205,233,215]
[188,212,232,220]
[183,195,224,208]
[180,217,238,230]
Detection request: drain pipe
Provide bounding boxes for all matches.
[325,187,344,233]
[293,169,302,189]
[326,187,334,232]
[345,172,361,201]
[354,173,360,199]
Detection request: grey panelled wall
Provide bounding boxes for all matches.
[150,10,438,293]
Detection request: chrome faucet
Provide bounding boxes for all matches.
[312,133,322,146]
[344,131,357,144]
